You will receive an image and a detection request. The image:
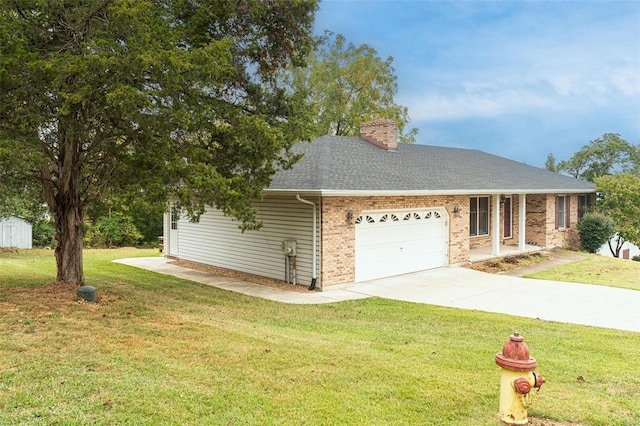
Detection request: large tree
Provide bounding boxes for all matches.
[558,133,637,182]
[594,174,640,257]
[0,0,317,285]
[288,32,417,143]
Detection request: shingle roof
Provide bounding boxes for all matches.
[267,135,595,194]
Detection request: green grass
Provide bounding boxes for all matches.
[1,249,639,425]
[527,251,640,291]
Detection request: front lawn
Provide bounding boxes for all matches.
[527,251,640,291]
[1,249,638,425]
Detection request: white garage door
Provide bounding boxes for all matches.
[355,208,448,282]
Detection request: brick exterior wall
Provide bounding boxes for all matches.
[525,194,580,248]
[525,194,547,246]
[543,194,580,250]
[320,195,469,286]
[319,193,586,287]
[469,194,581,250]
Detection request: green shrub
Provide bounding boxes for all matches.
[32,220,56,247]
[632,255,640,262]
[577,212,616,253]
[84,214,143,248]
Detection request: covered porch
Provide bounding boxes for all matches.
[468,193,533,262]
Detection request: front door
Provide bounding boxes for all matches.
[168,206,179,256]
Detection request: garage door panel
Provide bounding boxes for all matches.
[355,208,448,282]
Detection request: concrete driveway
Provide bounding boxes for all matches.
[339,267,640,333]
[116,257,640,333]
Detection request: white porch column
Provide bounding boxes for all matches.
[518,193,527,251]
[492,194,501,256]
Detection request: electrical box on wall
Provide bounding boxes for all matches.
[282,240,297,256]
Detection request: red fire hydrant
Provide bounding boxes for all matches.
[495,332,546,425]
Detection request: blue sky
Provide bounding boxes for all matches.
[313,1,640,168]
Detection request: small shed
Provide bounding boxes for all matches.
[0,216,33,249]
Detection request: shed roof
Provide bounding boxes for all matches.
[267,135,595,195]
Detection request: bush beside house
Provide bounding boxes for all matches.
[577,212,616,253]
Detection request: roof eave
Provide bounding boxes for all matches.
[263,188,596,197]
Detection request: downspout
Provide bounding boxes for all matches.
[296,194,318,290]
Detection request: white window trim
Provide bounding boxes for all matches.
[557,195,566,229]
[470,196,490,237]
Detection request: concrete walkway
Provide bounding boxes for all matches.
[114,257,369,304]
[115,257,640,333]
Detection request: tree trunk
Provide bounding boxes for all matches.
[608,236,624,258]
[54,193,85,285]
[52,115,85,285]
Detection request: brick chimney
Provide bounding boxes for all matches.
[360,118,398,151]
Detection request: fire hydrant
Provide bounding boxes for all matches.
[495,332,546,425]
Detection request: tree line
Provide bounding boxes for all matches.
[545,134,640,257]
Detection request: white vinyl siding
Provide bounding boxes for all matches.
[174,196,318,287]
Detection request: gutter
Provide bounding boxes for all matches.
[296,194,318,290]
[268,188,595,197]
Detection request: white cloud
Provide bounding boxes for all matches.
[400,32,640,122]
[401,87,555,122]
[610,69,640,97]
[388,1,640,123]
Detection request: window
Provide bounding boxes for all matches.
[503,196,512,239]
[557,196,565,228]
[578,194,589,219]
[555,195,570,229]
[470,196,489,236]
[170,207,178,230]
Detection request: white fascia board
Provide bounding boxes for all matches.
[264,188,596,197]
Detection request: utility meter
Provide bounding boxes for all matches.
[282,240,297,256]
